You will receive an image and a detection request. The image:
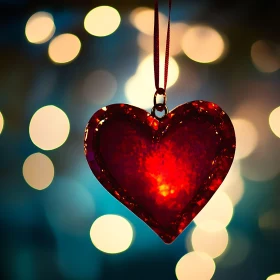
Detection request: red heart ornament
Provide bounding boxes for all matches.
[84,101,235,244]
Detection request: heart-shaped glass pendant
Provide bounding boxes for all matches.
[84,101,235,243]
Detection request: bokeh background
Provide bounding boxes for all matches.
[1,0,280,279]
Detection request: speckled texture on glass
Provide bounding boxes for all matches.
[84,101,236,244]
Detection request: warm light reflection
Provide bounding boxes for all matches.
[232,118,258,160]
[125,54,179,109]
[137,22,188,56]
[267,274,280,280]
[182,25,225,63]
[194,191,233,231]
[90,215,133,254]
[23,153,54,190]
[29,105,70,150]
[220,162,244,205]
[48,34,81,64]
[84,6,121,37]
[130,7,167,35]
[269,106,280,138]
[83,70,117,104]
[25,12,55,44]
[0,111,4,134]
[251,40,280,73]
[191,227,229,258]
[159,184,173,197]
[175,252,216,280]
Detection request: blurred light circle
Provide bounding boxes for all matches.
[84,6,121,37]
[191,227,229,258]
[29,105,70,150]
[219,231,250,267]
[44,178,95,234]
[90,215,133,254]
[83,70,117,104]
[194,191,233,232]
[125,75,154,109]
[233,94,280,181]
[0,111,4,134]
[138,54,179,88]
[232,118,258,160]
[25,11,55,44]
[241,154,280,182]
[185,227,195,252]
[171,22,189,56]
[182,25,225,63]
[269,106,280,138]
[130,7,167,35]
[137,22,188,56]
[220,162,244,205]
[259,211,280,231]
[222,175,244,205]
[48,34,81,64]
[267,274,280,280]
[23,153,54,190]
[175,252,215,280]
[251,40,280,73]
[125,54,179,109]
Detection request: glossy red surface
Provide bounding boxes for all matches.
[84,101,236,243]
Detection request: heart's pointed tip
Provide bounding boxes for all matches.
[162,240,175,245]
[158,234,179,245]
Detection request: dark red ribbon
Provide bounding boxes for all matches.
[154,0,172,91]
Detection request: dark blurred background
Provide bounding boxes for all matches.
[1,0,280,279]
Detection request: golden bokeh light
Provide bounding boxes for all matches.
[25,12,55,44]
[185,227,195,252]
[191,227,229,258]
[90,215,133,254]
[138,54,179,88]
[29,105,70,150]
[220,162,244,205]
[83,70,117,104]
[269,106,280,138]
[251,40,280,73]
[130,7,167,35]
[125,75,154,109]
[137,22,188,56]
[222,175,244,205]
[125,54,179,109]
[48,34,81,64]
[233,95,280,181]
[219,231,251,267]
[267,274,280,280]
[23,153,54,190]
[194,191,233,232]
[182,25,225,63]
[232,118,258,160]
[175,252,216,280]
[84,6,121,37]
[0,111,4,134]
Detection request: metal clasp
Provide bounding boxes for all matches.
[151,88,169,119]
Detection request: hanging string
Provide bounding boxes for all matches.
[154,0,172,91]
